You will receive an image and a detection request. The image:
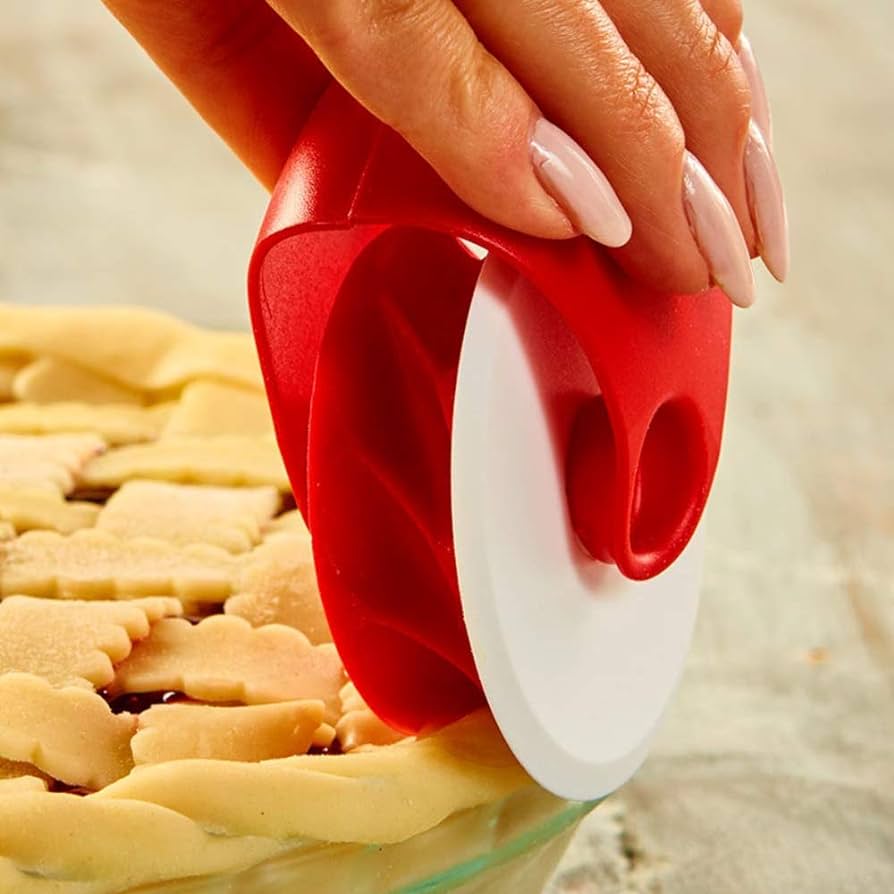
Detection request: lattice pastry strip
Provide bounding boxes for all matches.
[336,682,406,752]
[0,485,100,534]
[0,401,172,446]
[97,480,280,553]
[0,433,105,494]
[161,380,274,439]
[0,595,182,689]
[0,673,135,790]
[111,616,345,723]
[132,700,325,765]
[0,529,237,602]
[225,533,332,642]
[12,357,143,405]
[0,303,264,393]
[80,436,290,491]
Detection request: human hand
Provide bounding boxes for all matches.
[103,1,787,306]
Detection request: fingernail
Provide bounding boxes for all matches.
[530,118,632,248]
[737,34,773,148]
[744,120,789,282]
[681,151,755,308]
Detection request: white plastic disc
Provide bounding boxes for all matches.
[451,254,703,800]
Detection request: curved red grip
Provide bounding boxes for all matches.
[249,84,731,731]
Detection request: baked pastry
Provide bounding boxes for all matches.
[0,304,581,894]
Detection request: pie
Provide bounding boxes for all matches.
[0,304,575,894]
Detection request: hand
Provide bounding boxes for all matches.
[103,0,788,306]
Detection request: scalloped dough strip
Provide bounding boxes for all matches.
[132,700,325,765]
[0,401,171,445]
[0,521,13,541]
[226,533,331,642]
[0,303,264,393]
[97,480,279,553]
[80,436,290,491]
[162,380,274,439]
[0,434,105,494]
[0,595,182,689]
[0,674,136,789]
[12,357,143,406]
[0,485,99,534]
[336,682,406,752]
[0,529,237,602]
[112,616,344,723]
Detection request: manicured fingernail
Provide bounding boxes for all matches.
[681,151,755,308]
[530,118,632,248]
[743,121,789,282]
[737,34,773,148]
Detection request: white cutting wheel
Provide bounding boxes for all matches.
[451,253,703,800]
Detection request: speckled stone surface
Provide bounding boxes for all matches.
[2,2,892,892]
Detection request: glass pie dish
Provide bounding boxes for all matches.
[130,789,598,894]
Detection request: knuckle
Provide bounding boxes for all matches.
[623,59,665,131]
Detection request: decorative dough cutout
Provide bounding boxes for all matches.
[0,485,100,534]
[0,595,182,689]
[80,437,290,491]
[0,529,237,602]
[226,533,331,642]
[12,357,143,406]
[132,700,325,765]
[162,380,274,439]
[112,616,344,723]
[0,303,263,393]
[0,673,135,789]
[97,480,279,553]
[336,683,406,751]
[0,434,105,494]
[0,401,171,445]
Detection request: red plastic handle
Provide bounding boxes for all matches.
[249,84,731,732]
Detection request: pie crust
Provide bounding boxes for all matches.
[0,304,534,893]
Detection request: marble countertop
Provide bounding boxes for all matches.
[2,2,891,892]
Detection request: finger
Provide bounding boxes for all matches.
[457,0,753,303]
[102,0,330,188]
[698,0,743,43]
[267,0,632,246]
[596,0,756,249]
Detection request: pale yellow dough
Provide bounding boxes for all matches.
[12,357,144,405]
[0,529,238,602]
[97,479,279,552]
[81,436,290,491]
[0,303,264,393]
[0,484,100,534]
[132,700,325,764]
[0,674,136,789]
[0,595,183,689]
[111,615,344,723]
[0,401,171,445]
[161,379,275,438]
